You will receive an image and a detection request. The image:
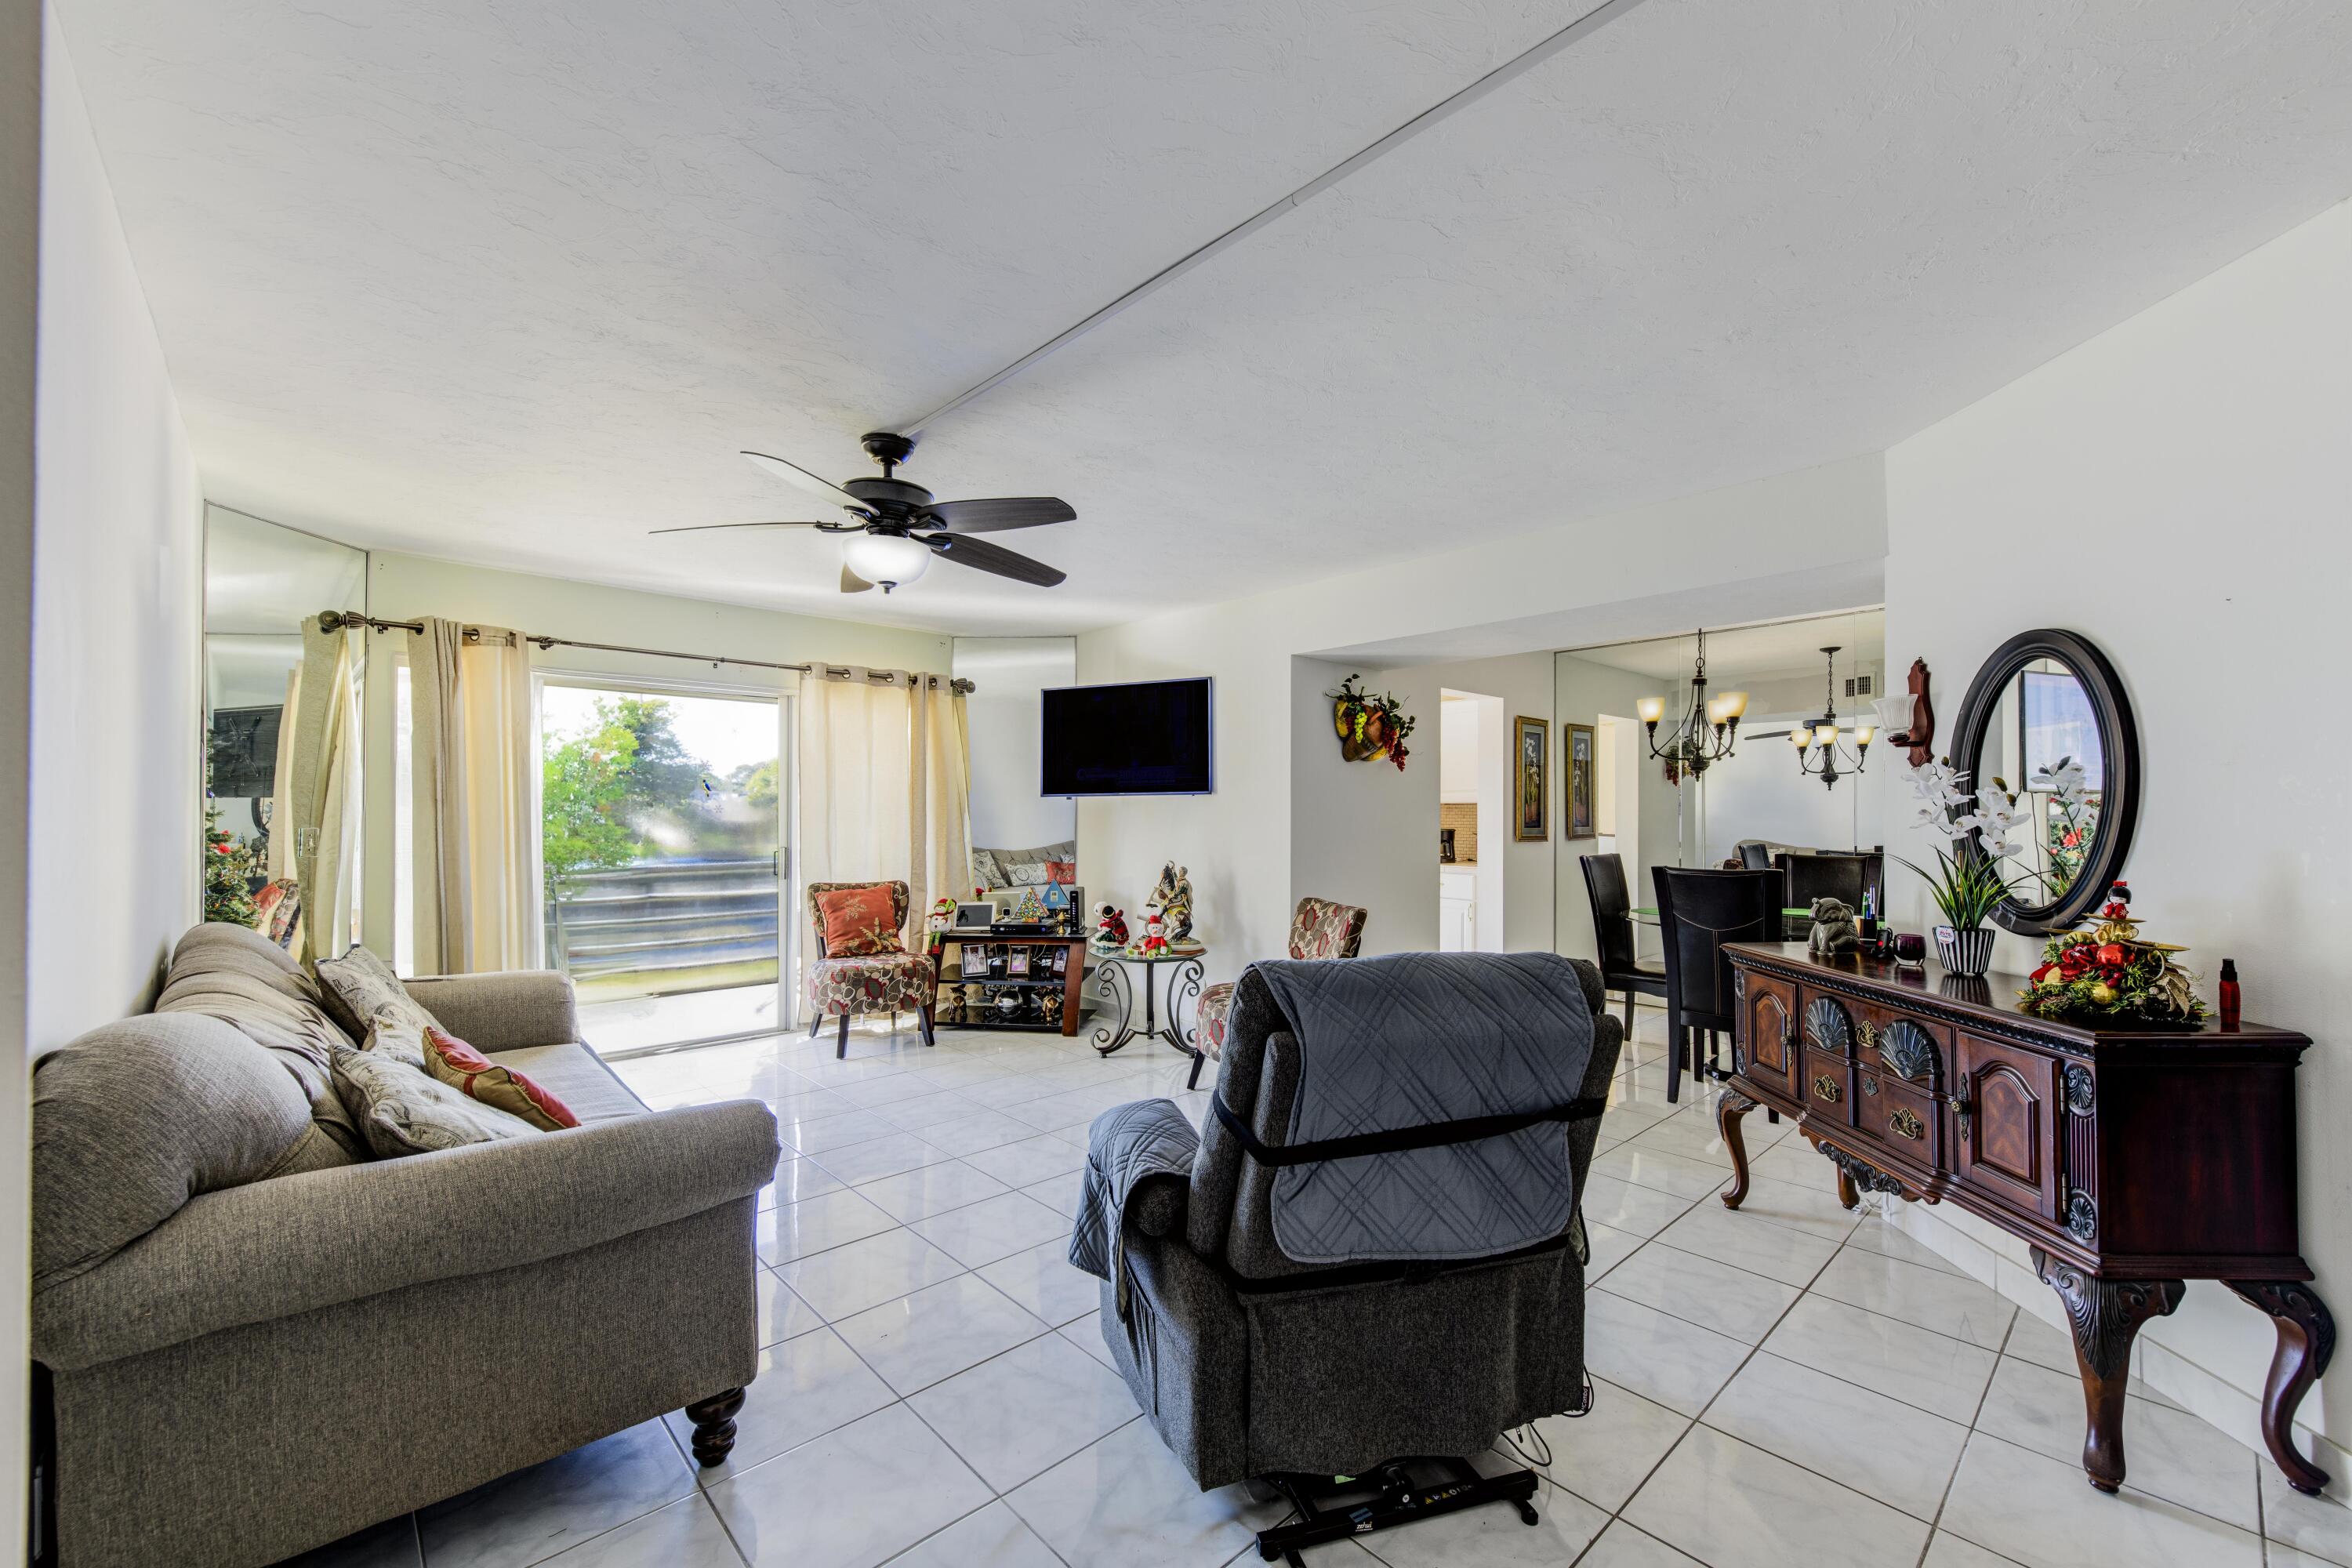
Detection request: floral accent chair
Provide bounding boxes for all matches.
[804,880,936,1058]
[1188,895,1368,1088]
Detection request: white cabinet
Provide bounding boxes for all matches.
[1438,866,1476,952]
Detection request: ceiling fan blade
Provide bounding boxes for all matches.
[647,520,838,536]
[840,563,875,593]
[918,496,1076,533]
[742,449,862,510]
[920,531,1066,588]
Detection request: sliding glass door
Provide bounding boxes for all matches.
[538,678,790,1054]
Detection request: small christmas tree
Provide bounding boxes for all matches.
[204,802,260,927]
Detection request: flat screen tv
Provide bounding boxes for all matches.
[1041,678,1213,797]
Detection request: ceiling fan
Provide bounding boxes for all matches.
[651,432,1074,593]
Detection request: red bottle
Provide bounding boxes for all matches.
[2217,958,2241,1032]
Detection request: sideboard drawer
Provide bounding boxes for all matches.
[1854,1066,1940,1167]
[1738,971,1798,1098]
[1800,1044,1855,1123]
[1955,1031,2062,1221]
[1852,1003,1951,1093]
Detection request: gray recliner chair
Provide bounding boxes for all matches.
[1071,950,1622,1563]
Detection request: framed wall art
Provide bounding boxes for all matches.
[1513,714,1548,841]
[1563,720,1596,840]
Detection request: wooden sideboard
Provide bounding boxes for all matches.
[1719,942,2332,1497]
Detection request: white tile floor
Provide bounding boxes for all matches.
[280,1005,2352,1568]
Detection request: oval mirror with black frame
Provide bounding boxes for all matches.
[1947,629,2138,937]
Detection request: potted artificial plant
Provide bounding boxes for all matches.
[1895,761,2039,977]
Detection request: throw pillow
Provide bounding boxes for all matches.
[252,878,302,949]
[329,1043,539,1158]
[1044,860,1076,886]
[312,945,442,1043]
[817,885,903,956]
[421,1025,579,1132]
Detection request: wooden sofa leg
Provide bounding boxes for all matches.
[684,1387,746,1467]
[918,1005,936,1047]
[808,1013,823,1040]
[1187,1050,1206,1091]
[837,1012,851,1059]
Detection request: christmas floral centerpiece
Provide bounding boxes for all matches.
[2020,881,2205,1024]
[1328,673,1416,770]
[1895,762,2039,976]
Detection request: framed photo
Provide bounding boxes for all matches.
[959,944,988,980]
[1051,946,1070,975]
[1563,720,1596,840]
[1513,714,1548,841]
[1009,949,1032,978]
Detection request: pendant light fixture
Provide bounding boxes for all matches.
[1638,628,1746,778]
[1792,645,1874,789]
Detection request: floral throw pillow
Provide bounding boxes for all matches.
[422,1026,579,1132]
[329,1043,538,1158]
[313,944,441,1044]
[818,885,904,957]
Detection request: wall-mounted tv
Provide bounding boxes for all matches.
[1041,677,1213,797]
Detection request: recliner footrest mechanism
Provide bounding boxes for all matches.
[1253,1458,1539,1565]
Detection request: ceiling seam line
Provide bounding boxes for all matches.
[895,0,1654,437]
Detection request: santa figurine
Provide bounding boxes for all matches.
[1090,903,1129,954]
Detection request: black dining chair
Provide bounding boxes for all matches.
[1736,841,1774,871]
[1777,852,1872,939]
[1581,853,1667,1035]
[1652,866,1782,1104]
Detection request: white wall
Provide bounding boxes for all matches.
[0,0,36,1548]
[954,635,1076,853]
[1883,195,2352,1481]
[358,551,952,953]
[1078,455,1888,988]
[30,5,201,1047]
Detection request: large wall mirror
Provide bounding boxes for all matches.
[1948,628,2138,936]
[202,506,367,922]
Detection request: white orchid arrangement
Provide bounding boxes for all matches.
[1897,761,2044,931]
[2031,755,2098,898]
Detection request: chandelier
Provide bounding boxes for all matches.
[1791,645,1875,789]
[1638,629,1746,778]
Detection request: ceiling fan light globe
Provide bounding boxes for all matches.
[844,533,932,591]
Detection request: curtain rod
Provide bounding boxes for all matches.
[315,611,975,694]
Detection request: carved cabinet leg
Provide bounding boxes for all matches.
[684,1387,746,1467]
[2033,1248,2184,1494]
[1717,1090,1758,1209]
[2225,1280,2338,1496]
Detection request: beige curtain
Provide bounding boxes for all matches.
[266,666,300,883]
[910,673,972,924]
[406,617,539,975]
[289,617,361,964]
[797,667,971,943]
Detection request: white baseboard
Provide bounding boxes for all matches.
[1879,1197,2352,1503]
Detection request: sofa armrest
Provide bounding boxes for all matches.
[32,1098,779,1370]
[405,968,579,1051]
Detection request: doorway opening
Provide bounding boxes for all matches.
[538,678,790,1054]
[1437,689,1507,952]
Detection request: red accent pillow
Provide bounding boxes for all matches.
[422,1026,579,1131]
[818,885,904,956]
[1044,861,1076,886]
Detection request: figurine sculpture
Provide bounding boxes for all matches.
[1808,896,1861,957]
[1090,903,1129,954]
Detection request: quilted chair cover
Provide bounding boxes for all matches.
[1195,895,1367,1062]
[1088,953,1621,1489]
[804,880,931,1018]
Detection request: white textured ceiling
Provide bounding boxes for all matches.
[55,0,2352,635]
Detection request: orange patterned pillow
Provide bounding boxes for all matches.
[818,885,904,956]
[422,1026,579,1131]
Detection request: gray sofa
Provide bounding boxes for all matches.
[1092,955,1622,1490]
[29,924,779,1568]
